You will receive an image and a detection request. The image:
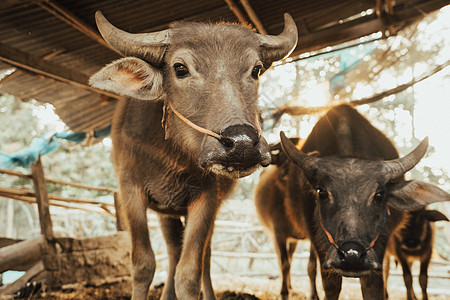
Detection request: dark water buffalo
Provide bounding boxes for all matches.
[384,208,448,300]
[89,11,297,300]
[254,104,450,300]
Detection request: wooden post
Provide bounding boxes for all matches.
[30,156,54,241]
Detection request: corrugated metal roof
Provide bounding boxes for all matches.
[0,0,448,133]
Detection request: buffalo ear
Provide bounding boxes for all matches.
[422,210,449,222]
[387,180,450,210]
[89,57,164,100]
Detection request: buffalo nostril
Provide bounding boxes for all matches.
[340,242,366,264]
[218,136,235,147]
[220,124,259,148]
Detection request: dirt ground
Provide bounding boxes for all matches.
[3,274,450,300]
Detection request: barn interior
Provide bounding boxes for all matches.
[0,0,449,299]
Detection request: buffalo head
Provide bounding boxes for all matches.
[89,12,298,178]
[280,132,450,277]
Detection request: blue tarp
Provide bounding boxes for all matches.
[0,125,111,169]
[329,43,377,94]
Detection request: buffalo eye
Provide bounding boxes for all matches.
[373,190,385,204]
[174,63,189,78]
[251,65,262,79]
[316,187,328,201]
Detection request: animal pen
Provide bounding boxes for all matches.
[1,0,450,299]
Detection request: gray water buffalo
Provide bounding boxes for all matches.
[89,11,297,300]
[254,104,450,299]
[384,208,448,300]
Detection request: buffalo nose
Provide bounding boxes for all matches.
[220,124,260,149]
[339,242,366,265]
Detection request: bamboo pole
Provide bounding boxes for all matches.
[0,168,116,194]
[274,59,450,118]
[0,186,114,207]
[240,0,267,34]
[224,0,249,24]
[0,189,115,216]
[34,0,121,56]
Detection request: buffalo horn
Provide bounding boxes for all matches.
[257,13,298,65]
[383,137,429,180]
[95,11,170,67]
[280,131,318,176]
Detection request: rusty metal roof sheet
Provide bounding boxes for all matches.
[1,0,448,133]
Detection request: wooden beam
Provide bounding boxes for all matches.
[35,0,120,56]
[0,236,44,274]
[31,156,54,240]
[224,0,249,24]
[240,0,267,34]
[290,0,449,57]
[0,42,121,99]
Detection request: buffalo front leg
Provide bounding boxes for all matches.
[202,241,217,300]
[419,251,432,300]
[399,258,417,300]
[360,272,384,300]
[174,192,220,300]
[274,235,293,300]
[158,215,184,300]
[120,185,156,300]
[321,269,342,300]
[308,247,318,300]
[383,255,391,299]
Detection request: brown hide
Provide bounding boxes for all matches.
[255,104,409,300]
[90,12,298,300]
[384,208,448,300]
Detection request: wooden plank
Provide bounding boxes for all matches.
[0,261,44,296]
[0,42,121,99]
[43,233,131,287]
[0,236,44,274]
[30,156,54,240]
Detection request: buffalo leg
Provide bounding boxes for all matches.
[419,251,431,300]
[158,215,184,300]
[274,235,292,300]
[308,247,318,300]
[120,186,156,300]
[202,241,217,300]
[399,257,417,300]
[360,273,384,300]
[174,192,220,300]
[321,270,342,300]
[383,255,391,299]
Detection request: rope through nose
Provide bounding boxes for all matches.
[319,205,390,253]
[168,101,226,142]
